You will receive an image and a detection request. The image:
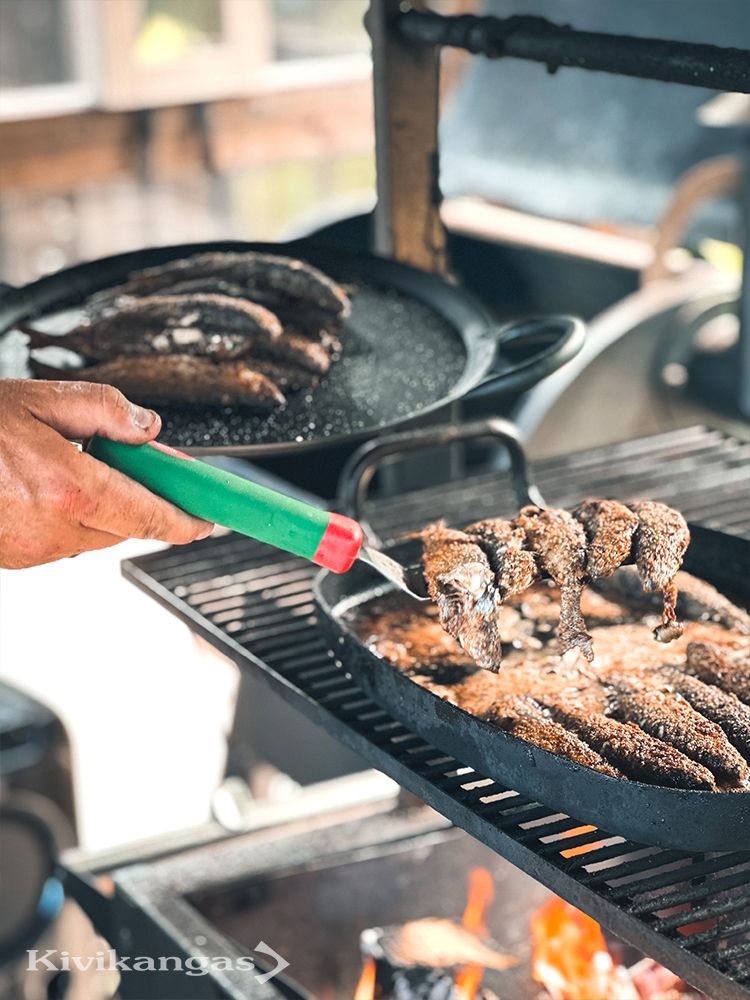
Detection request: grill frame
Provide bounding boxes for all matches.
[123,425,750,1000]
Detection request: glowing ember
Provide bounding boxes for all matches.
[354,956,376,1000]
[531,898,639,1000]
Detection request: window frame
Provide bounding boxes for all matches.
[0,0,373,122]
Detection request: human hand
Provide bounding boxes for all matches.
[0,379,213,569]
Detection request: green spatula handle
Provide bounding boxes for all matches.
[87,436,364,573]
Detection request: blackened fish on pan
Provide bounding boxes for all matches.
[104,276,345,350]
[31,355,286,409]
[240,356,320,392]
[628,501,691,643]
[572,499,639,579]
[95,251,352,320]
[421,523,503,672]
[262,330,333,374]
[513,506,594,661]
[606,686,750,787]
[546,704,717,790]
[23,294,283,362]
[220,292,346,348]
[685,641,750,702]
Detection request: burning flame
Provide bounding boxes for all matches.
[354,957,376,1000]
[354,868,503,1000]
[455,867,494,1000]
[531,898,639,1000]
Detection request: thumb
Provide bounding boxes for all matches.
[27,381,162,444]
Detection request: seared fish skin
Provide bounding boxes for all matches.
[264,331,333,374]
[32,355,286,409]
[674,573,750,634]
[103,278,345,348]
[430,674,621,778]
[608,688,750,787]
[23,294,283,362]
[95,251,352,320]
[573,499,639,579]
[464,518,540,600]
[241,357,320,392]
[655,666,750,759]
[421,523,503,672]
[686,642,750,703]
[628,501,690,643]
[546,704,717,790]
[513,506,593,661]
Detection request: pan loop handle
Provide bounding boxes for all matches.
[337,418,546,546]
[475,315,586,397]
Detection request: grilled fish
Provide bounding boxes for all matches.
[31,355,286,409]
[546,704,717,790]
[685,642,750,702]
[454,681,622,778]
[608,686,750,786]
[628,501,690,642]
[23,294,283,362]
[573,499,639,579]
[464,518,540,600]
[513,506,594,661]
[653,666,750,759]
[94,251,352,320]
[421,523,503,672]
[241,356,320,392]
[103,278,346,348]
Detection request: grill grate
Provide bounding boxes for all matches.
[124,426,750,999]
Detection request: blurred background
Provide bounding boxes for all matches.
[0,0,376,284]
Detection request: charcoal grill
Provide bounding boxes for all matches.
[123,426,750,1000]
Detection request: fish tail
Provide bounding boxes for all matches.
[17,322,59,349]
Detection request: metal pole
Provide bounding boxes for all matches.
[398,11,750,94]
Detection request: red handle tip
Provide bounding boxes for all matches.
[312,513,364,573]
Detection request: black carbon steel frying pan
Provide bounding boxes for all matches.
[313,422,750,853]
[0,240,584,456]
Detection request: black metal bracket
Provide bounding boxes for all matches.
[398,10,750,94]
[337,417,545,545]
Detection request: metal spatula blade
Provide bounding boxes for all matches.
[359,545,429,600]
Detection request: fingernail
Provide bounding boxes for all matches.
[131,405,158,430]
[196,524,214,540]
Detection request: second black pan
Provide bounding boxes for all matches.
[314,525,750,853]
[0,240,584,455]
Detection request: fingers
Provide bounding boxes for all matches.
[1,524,125,570]
[77,451,213,544]
[24,380,162,444]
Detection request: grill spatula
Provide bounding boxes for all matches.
[87,436,429,599]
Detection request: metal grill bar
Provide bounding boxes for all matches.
[124,427,750,1000]
[397,10,750,94]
